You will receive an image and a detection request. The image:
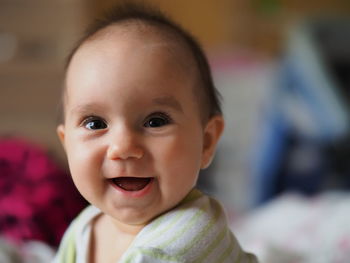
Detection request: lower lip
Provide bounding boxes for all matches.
[108,178,155,198]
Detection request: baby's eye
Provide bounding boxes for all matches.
[82,117,107,130]
[144,113,171,128]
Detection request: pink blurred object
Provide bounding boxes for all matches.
[0,137,86,247]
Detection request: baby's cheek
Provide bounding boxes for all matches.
[66,147,94,184]
[160,141,200,182]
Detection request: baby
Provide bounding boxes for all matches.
[53,2,257,263]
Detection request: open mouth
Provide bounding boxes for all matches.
[110,177,153,191]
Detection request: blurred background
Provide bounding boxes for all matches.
[1,0,350,262]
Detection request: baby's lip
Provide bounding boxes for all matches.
[109,177,153,191]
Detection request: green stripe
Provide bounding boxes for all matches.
[178,188,203,205]
[57,225,76,263]
[235,247,243,263]
[141,207,187,245]
[140,189,203,246]
[143,211,168,234]
[158,200,209,249]
[216,232,239,263]
[56,208,92,263]
[193,226,228,263]
[125,247,181,262]
[65,235,76,263]
[146,189,202,234]
[177,199,222,256]
[247,253,257,263]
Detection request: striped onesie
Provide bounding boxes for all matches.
[52,189,257,263]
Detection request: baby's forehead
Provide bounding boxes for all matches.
[64,21,202,115]
[61,19,216,124]
[84,21,197,68]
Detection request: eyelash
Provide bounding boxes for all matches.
[143,112,173,128]
[80,111,173,131]
[81,116,108,130]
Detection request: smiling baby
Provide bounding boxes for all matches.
[53,2,257,263]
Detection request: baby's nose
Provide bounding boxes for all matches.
[106,130,144,160]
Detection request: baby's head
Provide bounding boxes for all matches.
[57,2,224,229]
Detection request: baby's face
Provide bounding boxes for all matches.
[58,26,222,227]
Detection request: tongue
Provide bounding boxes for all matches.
[112,177,151,191]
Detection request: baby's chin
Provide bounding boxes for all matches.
[104,198,180,231]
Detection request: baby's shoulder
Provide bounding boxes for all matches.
[127,190,254,262]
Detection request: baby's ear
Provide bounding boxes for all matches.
[56,124,66,150]
[201,115,224,169]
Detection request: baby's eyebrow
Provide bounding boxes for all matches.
[152,96,183,112]
[70,104,105,116]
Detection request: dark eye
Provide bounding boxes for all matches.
[83,117,107,130]
[144,113,171,128]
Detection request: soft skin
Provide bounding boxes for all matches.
[57,25,224,235]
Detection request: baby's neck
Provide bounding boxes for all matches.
[89,214,144,263]
[107,214,146,235]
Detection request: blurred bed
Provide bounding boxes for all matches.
[223,17,350,263]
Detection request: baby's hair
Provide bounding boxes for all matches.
[61,1,222,123]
